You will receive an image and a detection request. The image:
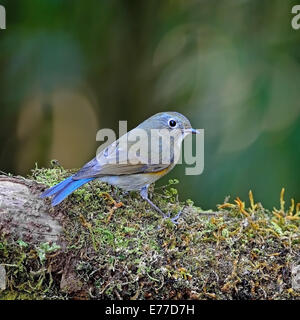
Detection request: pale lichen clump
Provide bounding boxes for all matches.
[0,164,299,300]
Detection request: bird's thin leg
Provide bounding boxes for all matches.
[140,186,184,224]
[140,185,170,219]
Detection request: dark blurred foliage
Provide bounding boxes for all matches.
[0,0,299,209]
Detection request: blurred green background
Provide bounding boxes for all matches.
[0,0,299,209]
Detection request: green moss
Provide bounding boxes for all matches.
[0,165,299,300]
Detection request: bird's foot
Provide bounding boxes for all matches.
[140,186,184,227]
[169,210,182,225]
[162,212,170,219]
[162,210,183,225]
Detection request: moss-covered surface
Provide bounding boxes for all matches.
[0,164,299,300]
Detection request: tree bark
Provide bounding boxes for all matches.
[0,175,63,245]
[0,175,84,295]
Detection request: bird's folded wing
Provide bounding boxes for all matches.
[72,137,170,180]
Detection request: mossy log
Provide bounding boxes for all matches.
[0,168,299,300]
[0,174,79,297]
[0,175,63,245]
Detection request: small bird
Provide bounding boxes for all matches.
[41,112,199,223]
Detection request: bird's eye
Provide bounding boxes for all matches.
[168,119,177,128]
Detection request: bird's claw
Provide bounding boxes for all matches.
[163,212,170,219]
[162,210,182,225]
[170,210,182,224]
[156,210,182,230]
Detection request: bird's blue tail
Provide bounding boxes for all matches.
[40,176,94,206]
